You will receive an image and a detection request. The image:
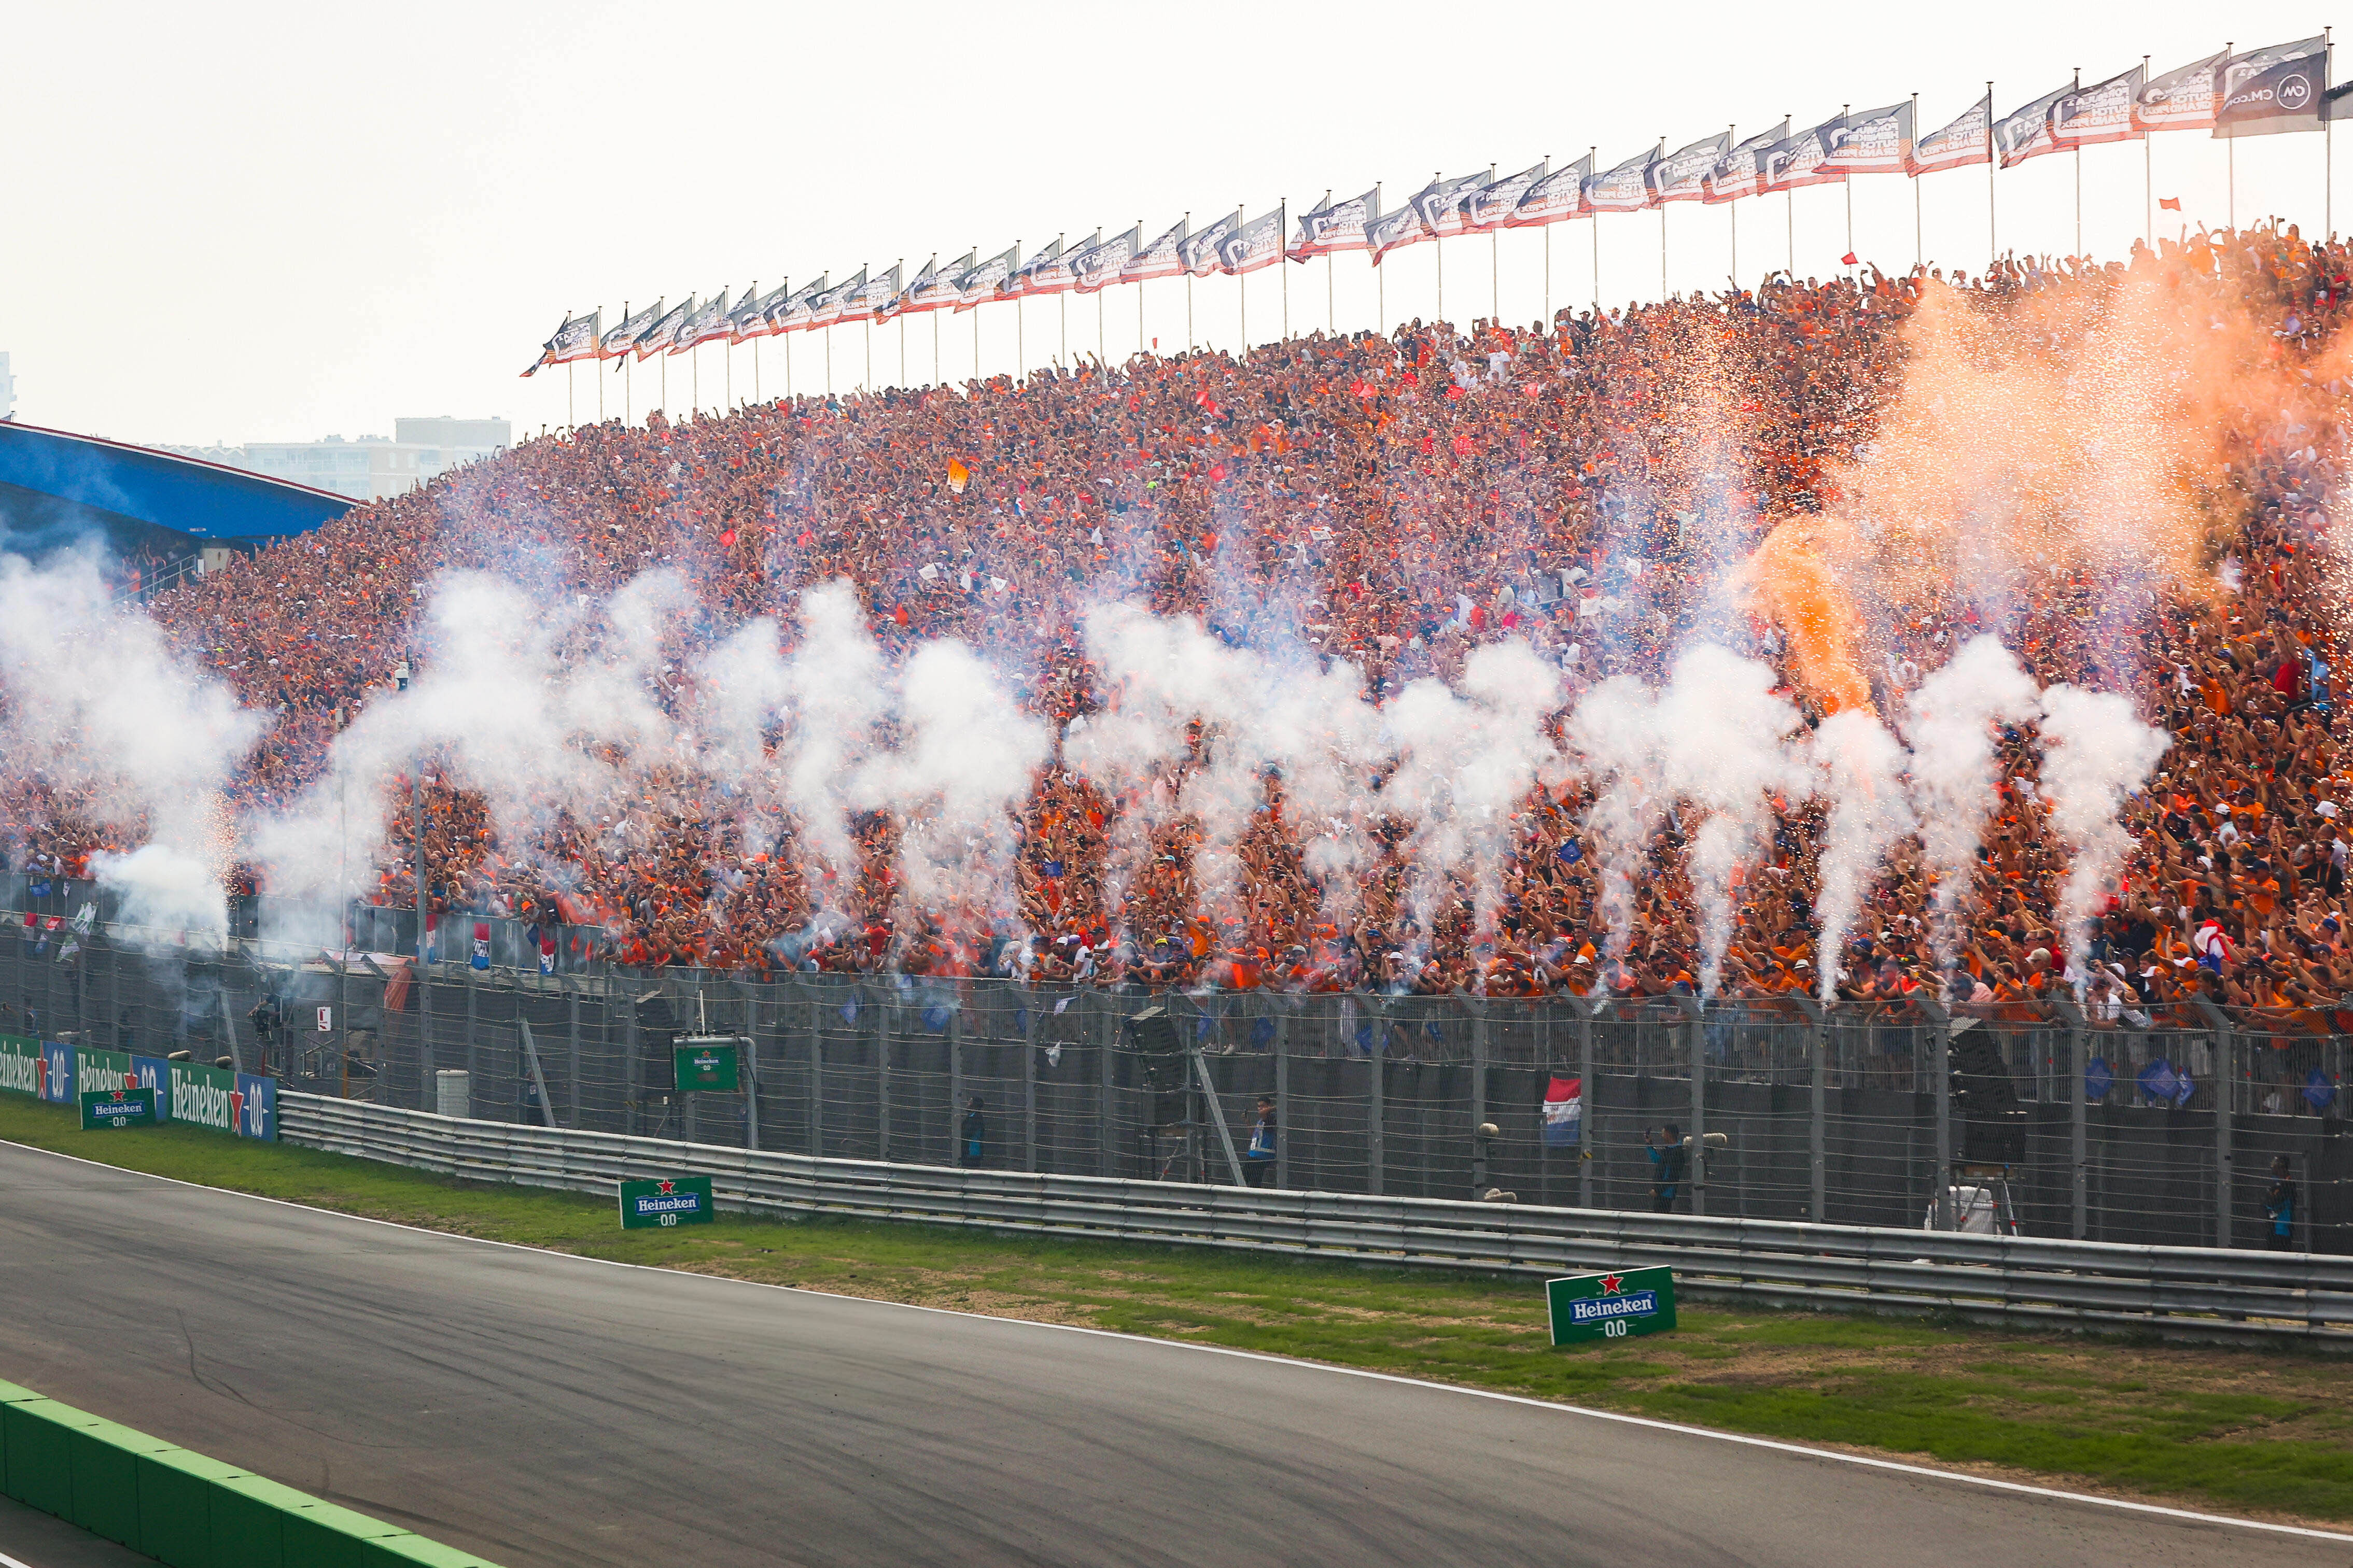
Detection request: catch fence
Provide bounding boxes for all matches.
[0,922,2344,1254]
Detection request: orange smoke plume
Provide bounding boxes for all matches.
[1748,518,1874,716]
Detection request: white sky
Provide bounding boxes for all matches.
[4,2,2341,447]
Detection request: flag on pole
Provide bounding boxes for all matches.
[1583,143,1663,211]
[1823,101,1915,173]
[1179,209,1241,277]
[1017,234,1089,298]
[953,247,1018,312]
[769,275,829,334]
[806,270,864,329]
[670,291,736,353]
[730,284,789,341]
[1465,160,1547,229]
[1217,208,1285,275]
[1910,92,1991,172]
[2158,195,2182,209]
[2218,46,2330,138]
[1649,131,1729,203]
[633,297,695,360]
[1123,218,1190,282]
[2222,35,2328,102]
[1293,188,1378,257]
[1763,114,1849,190]
[1071,226,1140,293]
[1703,122,1786,202]
[1995,83,2071,167]
[525,309,600,375]
[865,263,911,321]
[1410,169,1492,237]
[597,300,663,359]
[1510,152,1594,225]
[2330,81,2353,122]
[900,251,976,316]
[2053,66,2147,147]
[1366,201,1426,264]
[2136,50,2228,133]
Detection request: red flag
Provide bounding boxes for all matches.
[2158,196,2182,211]
[1839,250,1858,266]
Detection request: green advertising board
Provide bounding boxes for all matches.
[0,1036,40,1098]
[1547,1266,1677,1345]
[80,1087,159,1131]
[673,1039,741,1094]
[619,1175,713,1229]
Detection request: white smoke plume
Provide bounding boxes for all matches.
[2036,683,2169,986]
[1901,635,2042,975]
[0,553,263,937]
[1809,710,1916,1001]
[1564,674,1662,970]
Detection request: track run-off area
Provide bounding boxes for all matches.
[0,1139,2342,1568]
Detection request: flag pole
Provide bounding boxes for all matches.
[1543,157,1553,323]
[1375,189,1385,333]
[1987,80,1997,265]
[1185,214,1195,351]
[1785,113,1796,274]
[1319,190,1333,334]
[1280,197,1289,341]
[899,259,907,388]
[1659,138,1669,300]
[1238,201,1247,352]
[1015,240,1025,378]
[1590,148,1600,316]
[2225,46,2235,231]
[1843,105,1854,270]
[1057,233,1067,366]
[2327,27,2336,240]
[1138,219,1146,359]
[2142,59,2153,248]
[567,357,574,431]
[2071,72,2083,258]
[1726,125,1737,294]
[597,307,606,423]
[1434,172,1445,327]
[972,245,981,383]
[1913,95,1923,269]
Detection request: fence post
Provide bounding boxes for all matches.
[465,964,479,1107]
[876,987,892,1161]
[741,985,761,1153]
[948,1003,963,1166]
[1918,996,1956,1232]
[1469,1000,1488,1198]
[565,977,582,1128]
[2194,995,2233,1248]
[1577,1001,1595,1210]
[622,990,638,1138]
[1274,1006,1291,1192]
[1097,996,1116,1178]
[2047,997,2089,1240]
[808,983,824,1159]
[1023,991,1039,1173]
[1365,998,1385,1197]
[1678,995,1706,1217]
[1789,994,1826,1222]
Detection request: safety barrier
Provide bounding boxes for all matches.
[282,1092,2353,1345]
[0,1374,502,1566]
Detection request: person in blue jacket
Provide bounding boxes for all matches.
[1647,1124,1688,1213]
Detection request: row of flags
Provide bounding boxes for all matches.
[526,35,2338,375]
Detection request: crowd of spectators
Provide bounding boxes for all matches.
[5,223,2348,1038]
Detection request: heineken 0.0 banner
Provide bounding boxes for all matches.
[81,1086,159,1131]
[673,1040,741,1094]
[1547,1266,1678,1345]
[0,1036,41,1098]
[619,1175,714,1229]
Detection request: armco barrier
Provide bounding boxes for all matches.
[281,1092,2353,1345]
[0,1375,502,1566]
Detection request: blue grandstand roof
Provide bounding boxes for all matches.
[0,420,355,543]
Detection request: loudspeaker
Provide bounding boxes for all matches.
[1124,1006,1187,1092]
[1951,1029,2026,1165]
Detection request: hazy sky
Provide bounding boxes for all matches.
[6,2,2340,447]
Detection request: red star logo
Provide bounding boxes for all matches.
[657,1180,675,1194]
[1598,1273,1624,1295]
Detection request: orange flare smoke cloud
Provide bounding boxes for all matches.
[1748,519,1874,716]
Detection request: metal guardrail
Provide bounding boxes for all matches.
[281,1094,2353,1344]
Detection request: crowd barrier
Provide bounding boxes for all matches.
[0,1375,501,1566]
[282,1093,2353,1345]
[0,1035,276,1139]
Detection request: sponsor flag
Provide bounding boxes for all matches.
[1466,160,1547,229]
[771,274,830,334]
[2136,50,2225,133]
[1071,226,1139,293]
[1365,201,1426,263]
[1511,152,1594,226]
[524,309,600,375]
[2223,36,2327,100]
[954,247,1018,312]
[1410,169,1492,237]
[597,299,663,360]
[806,270,864,329]
[2218,46,2330,138]
[2054,66,2146,148]
[1019,234,1089,297]
[632,296,694,360]
[1179,209,1241,277]
[1123,217,1189,282]
[1764,114,1848,190]
[1006,236,1067,296]
[900,251,975,316]
[1995,83,2071,166]
[1704,121,1786,203]
[1293,187,1377,257]
[1650,131,1729,204]
[1824,101,1914,173]
[1584,143,1663,211]
[671,290,737,352]
[730,283,790,342]
[1217,208,1284,275]
[865,263,910,320]
[1543,1075,1582,1148]
[2331,80,2353,122]
[1911,93,1991,172]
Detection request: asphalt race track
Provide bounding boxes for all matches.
[0,1141,2342,1568]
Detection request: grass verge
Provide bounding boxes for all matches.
[5,1094,2349,1528]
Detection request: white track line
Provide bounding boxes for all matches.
[8,1135,2350,1545]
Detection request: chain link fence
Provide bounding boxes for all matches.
[2,919,2345,1254]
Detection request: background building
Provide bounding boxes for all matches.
[161,416,510,503]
